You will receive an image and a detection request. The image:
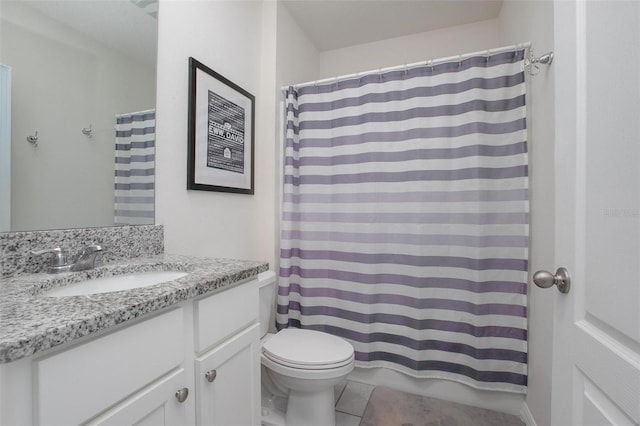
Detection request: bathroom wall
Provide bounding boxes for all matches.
[317,18,501,78]
[499,2,556,426]
[154,2,554,422]
[276,4,320,91]
[154,0,323,269]
[0,1,156,231]
[155,0,278,266]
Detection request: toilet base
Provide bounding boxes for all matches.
[259,329,354,426]
[261,405,285,426]
[261,385,335,426]
[261,387,287,426]
[285,387,335,426]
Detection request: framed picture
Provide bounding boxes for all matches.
[187,57,255,194]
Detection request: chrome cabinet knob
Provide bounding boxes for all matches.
[175,387,189,403]
[533,267,571,294]
[205,369,217,383]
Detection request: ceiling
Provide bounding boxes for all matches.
[23,0,502,66]
[23,0,158,68]
[282,0,504,52]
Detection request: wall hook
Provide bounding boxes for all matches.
[27,131,38,146]
[81,124,93,138]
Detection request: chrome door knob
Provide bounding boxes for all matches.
[533,267,571,294]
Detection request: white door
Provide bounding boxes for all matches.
[551,1,640,425]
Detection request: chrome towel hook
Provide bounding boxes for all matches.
[81,124,93,138]
[26,131,38,146]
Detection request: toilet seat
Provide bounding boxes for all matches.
[262,351,354,370]
[262,328,354,370]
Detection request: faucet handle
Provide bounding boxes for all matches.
[82,244,105,253]
[76,244,105,259]
[71,244,106,271]
[31,247,68,266]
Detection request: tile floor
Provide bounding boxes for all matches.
[334,380,375,425]
[333,380,524,426]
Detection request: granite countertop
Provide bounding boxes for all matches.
[0,254,269,364]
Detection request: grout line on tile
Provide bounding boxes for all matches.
[335,383,348,406]
[357,390,373,423]
[335,380,376,417]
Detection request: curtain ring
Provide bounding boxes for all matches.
[486,48,493,63]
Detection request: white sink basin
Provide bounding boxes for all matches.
[43,271,188,297]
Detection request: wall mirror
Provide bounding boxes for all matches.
[0,0,158,232]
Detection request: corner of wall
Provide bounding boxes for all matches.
[520,401,538,426]
[155,0,276,267]
[498,2,556,426]
[273,2,321,273]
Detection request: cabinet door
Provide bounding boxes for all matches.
[195,324,261,426]
[87,368,191,426]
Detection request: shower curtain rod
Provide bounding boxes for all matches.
[281,41,545,92]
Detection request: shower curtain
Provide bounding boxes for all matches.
[278,50,529,393]
[114,109,155,225]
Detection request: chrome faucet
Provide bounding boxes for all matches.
[31,245,105,273]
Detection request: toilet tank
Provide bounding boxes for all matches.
[258,271,277,337]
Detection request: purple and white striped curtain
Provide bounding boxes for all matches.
[114,109,155,225]
[277,50,529,393]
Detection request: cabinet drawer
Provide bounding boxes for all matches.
[34,308,184,426]
[194,279,258,352]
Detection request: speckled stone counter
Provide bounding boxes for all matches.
[1,225,164,277]
[0,254,268,364]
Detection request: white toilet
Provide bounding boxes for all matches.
[258,271,355,426]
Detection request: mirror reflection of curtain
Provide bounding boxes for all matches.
[114,109,155,225]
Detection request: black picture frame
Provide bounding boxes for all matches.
[187,57,255,194]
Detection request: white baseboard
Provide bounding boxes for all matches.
[520,401,538,426]
[347,367,525,416]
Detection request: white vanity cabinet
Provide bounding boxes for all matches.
[193,277,261,426]
[34,307,188,426]
[0,277,261,426]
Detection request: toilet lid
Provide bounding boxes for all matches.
[262,328,354,368]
